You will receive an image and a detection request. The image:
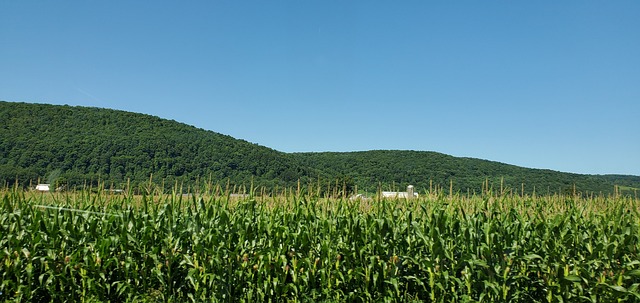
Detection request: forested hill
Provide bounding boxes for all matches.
[1,101,639,195]
[0,101,312,189]
[292,151,640,196]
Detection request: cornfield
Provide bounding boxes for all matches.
[1,185,639,302]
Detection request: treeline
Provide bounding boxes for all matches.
[1,101,638,196]
[294,151,638,196]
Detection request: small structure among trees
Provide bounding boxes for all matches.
[35,184,50,192]
[382,185,418,199]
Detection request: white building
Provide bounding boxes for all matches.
[382,185,418,199]
[35,184,51,192]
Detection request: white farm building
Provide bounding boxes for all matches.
[381,185,418,199]
[35,184,51,192]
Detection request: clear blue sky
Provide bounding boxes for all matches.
[1,1,639,175]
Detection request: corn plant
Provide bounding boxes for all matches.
[1,187,639,302]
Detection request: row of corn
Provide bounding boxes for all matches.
[1,189,639,302]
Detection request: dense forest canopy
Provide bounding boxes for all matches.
[0,101,313,190]
[294,151,638,195]
[1,101,638,195]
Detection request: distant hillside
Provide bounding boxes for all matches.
[292,151,640,195]
[0,101,313,189]
[1,101,638,195]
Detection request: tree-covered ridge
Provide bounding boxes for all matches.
[0,101,312,189]
[293,150,639,195]
[1,101,638,195]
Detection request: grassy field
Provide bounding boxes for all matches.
[1,185,639,302]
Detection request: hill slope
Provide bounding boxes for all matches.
[293,151,639,195]
[1,101,638,195]
[0,101,312,189]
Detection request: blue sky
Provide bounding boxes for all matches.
[1,1,639,175]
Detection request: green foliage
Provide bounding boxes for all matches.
[1,101,639,195]
[1,189,639,302]
[0,101,315,190]
[294,150,640,196]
